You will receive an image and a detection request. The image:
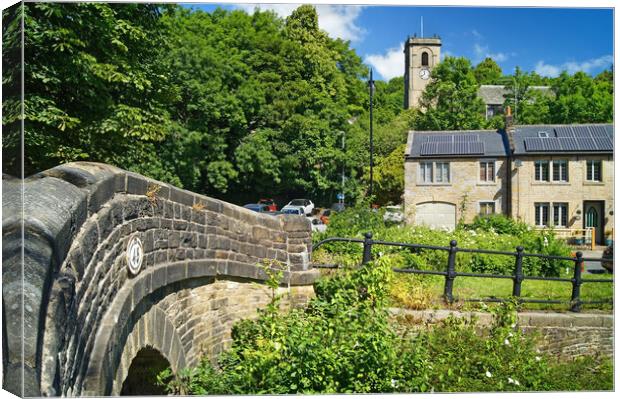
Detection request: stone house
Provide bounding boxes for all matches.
[404,121,614,239]
[507,123,614,244]
[404,129,510,230]
[477,85,554,120]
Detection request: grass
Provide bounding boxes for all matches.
[388,271,613,312]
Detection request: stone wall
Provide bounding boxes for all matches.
[2,162,319,397]
[391,309,613,359]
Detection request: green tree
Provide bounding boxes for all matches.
[503,67,552,125]
[3,2,179,179]
[473,57,502,84]
[416,56,485,130]
[549,71,612,123]
[368,144,406,205]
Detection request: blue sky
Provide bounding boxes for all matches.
[183,3,614,81]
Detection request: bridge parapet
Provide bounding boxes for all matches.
[2,162,318,396]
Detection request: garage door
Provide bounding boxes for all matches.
[415,202,456,231]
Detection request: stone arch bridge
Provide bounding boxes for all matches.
[2,162,319,396]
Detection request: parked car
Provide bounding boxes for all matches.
[243,203,270,213]
[383,205,404,223]
[258,198,278,212]
[281,205,305,215]
[601,243,613,273]
[286,199,314,216]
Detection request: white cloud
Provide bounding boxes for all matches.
[473,43,514,63]
[471,29,483,39]
[365,44,404,81]
[535,55,613,77]
[235,4,365,42]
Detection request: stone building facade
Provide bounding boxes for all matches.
[404,130,509,229]
[404,122,614,236]
[508,124,614,244]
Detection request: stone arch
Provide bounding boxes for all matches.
[112,305,184,395]
[2,162,319,397]
[120,346,171,396]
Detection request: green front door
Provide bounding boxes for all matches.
[584,201,604,245]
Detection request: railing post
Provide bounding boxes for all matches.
[443,240,458,304]
[512,246,524,298]
[570,251,583,312]
[362,232,373,265]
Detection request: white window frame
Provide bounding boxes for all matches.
[435,162,450,183]
[535,202,550,227]
[479,201,496,216]
[586,160,602,182]
[479,160,496,183]
[552,202,568,227]
[418,161,450,184]
[534,160,550,182]
[419,162,433,183]
[552,160,568,182]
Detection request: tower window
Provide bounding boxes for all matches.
[421,52,429,66]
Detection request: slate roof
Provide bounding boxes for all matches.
[406,130,509,159]
[511,124,614,155]
[477,85,554,106]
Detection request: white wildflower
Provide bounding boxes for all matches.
[510,323,516,328]
[504,339,511,346]
[535,356,541,361]
[514,380,520,386]
[391,379,398,388]
[507,332,513,338]
[485,371,492,378]
[274,342,281,350]
[508,377,514,384]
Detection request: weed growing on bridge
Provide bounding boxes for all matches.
[146,183,162,205]
[157,259,612,394]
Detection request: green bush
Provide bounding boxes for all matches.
[315,210,572,277]
[159,259,610,394]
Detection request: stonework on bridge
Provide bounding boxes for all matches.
[2,162,319,397]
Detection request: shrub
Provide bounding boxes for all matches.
[315,210,572,277]
[159,260,610,394]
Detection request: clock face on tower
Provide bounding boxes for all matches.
[419,68,430,80]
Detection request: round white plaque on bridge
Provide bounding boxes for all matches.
[126,236,144,275]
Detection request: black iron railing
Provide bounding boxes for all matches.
[312,232,614,312]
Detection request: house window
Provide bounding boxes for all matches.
[552,160,568,182]
[553,203,568,227]
[421,51,429,66]
[586,160,602,182]
[418,161,450,184]
[435,162,450,183]
[534,161,550,181]
[480,161,495,182]
[535,203,550,226]
[419,162,433,183]
[479,202,495,215]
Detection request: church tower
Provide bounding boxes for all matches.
[404,35,441,109]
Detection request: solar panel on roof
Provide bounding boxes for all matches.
[592,137,613,151]
[555,126,573,137]
[469,142,484,154]
[572,126,591,138]
[575,138,596,151]
[589,125,609,138]
[454,134,479,142]
[426,135,452,143]
[558,137,579,151]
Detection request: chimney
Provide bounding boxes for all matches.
[505,106,516,152]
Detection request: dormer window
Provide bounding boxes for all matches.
[421,52,429,66]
